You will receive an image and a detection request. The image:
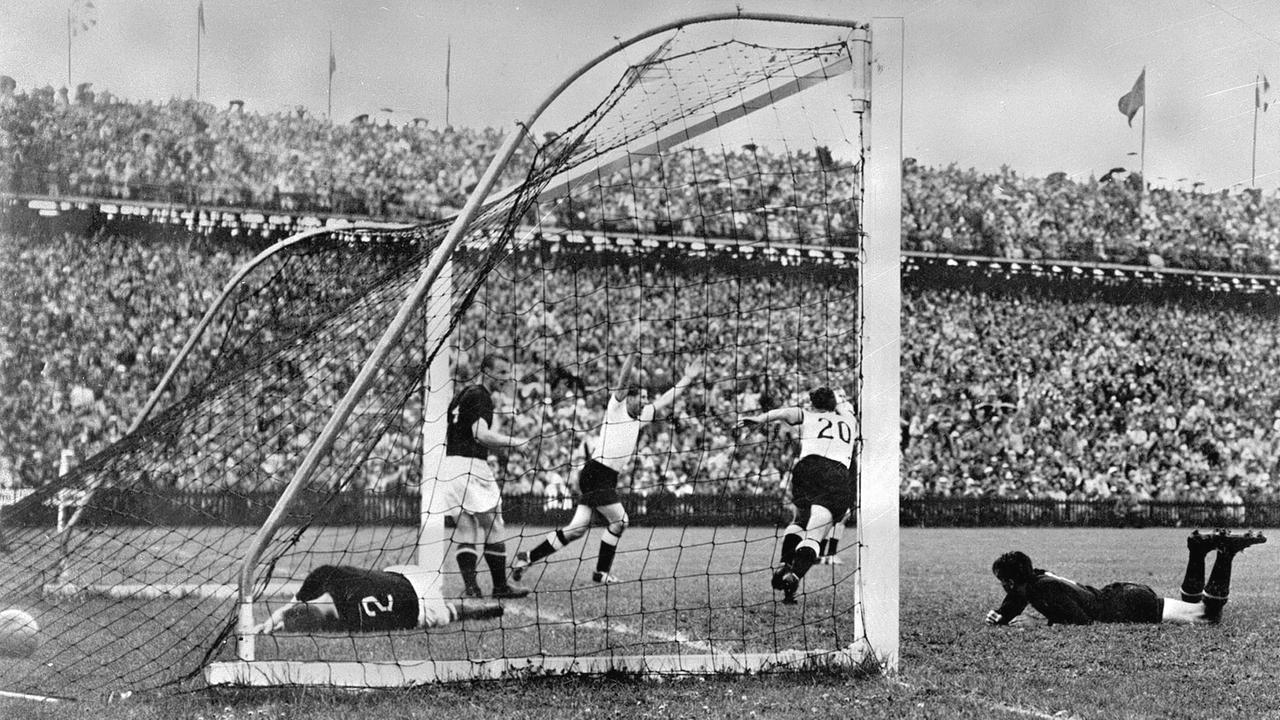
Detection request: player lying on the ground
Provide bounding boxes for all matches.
[986,529,1266,626]
[511,351,703,585]
[252,564,503,634]
[739,386,856,604]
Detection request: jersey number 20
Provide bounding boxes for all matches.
[817,418,852,444]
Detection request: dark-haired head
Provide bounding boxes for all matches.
[992,550,1034,586]
[809,386,838,412]
[280,603,342,633]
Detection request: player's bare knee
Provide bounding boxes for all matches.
[607,512,629,537]
[562,524,589,542]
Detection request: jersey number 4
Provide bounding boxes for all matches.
[817,418,853,444]
[361,594,394,617]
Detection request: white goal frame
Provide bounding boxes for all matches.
[205,12,903,687]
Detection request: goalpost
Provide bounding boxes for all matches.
[0,13,900,699]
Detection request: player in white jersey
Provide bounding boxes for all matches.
[740,386,856,604]
[511,352,703,584]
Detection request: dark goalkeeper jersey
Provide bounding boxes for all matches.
[995,569,1163,625]
[446,384,494,460]
[296,565,421,632]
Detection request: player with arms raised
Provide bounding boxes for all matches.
[440,354,530,599]
[740,386,856,604]
[252,564,504,634]
[511,351,703,584]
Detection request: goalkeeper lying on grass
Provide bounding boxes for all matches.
[253,564,503,634]
[987,529,1265,626]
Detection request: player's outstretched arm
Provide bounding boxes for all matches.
[738,406,803,429]
[613,351,640,402]
[250,603,295,635]
[985,610,1041,626]
[253,596,343,634]
[652,357,703,413]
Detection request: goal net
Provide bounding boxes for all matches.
[0,14,900,698]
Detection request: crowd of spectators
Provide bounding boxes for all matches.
[12,82,1280,270]
[902,158,1280,273]
[7,221,1280,506]
[2,83,508,221]
[10,79,1280,506]
[901,284,1280,504]
[0,228,838,501]
[0,230,241,489]
[2,81,858,245]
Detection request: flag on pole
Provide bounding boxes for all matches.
[329,37,337,79]
[198,0,207,35]
[445,38,451,92]
[1117,68,1145,127]
[1258,73,1271,111]
[69,0,98,36]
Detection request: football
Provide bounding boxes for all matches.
[0,609,41,658]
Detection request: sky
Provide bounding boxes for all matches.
[5,0,1280,193]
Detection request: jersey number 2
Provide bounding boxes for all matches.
[361,594,394,617]
[817,418,852,444]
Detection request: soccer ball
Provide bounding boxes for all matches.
[0,609,41,658]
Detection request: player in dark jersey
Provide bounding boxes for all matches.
[437,354,531,599]
[252,564,503,634]
[987,529,1266,626]
[740,386,856,604]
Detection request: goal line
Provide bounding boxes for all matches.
[206,644,874,687]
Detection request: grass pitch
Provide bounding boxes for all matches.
[3,526,1278,719]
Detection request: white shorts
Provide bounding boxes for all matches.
[384,564,452,628]
[431,456,501,517]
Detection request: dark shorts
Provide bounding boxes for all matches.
[1098,582,1164,624]
[791,455,855,514]
[577,459,621,507]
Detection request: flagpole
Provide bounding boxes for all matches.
[1253,75,1260,188]
[1139,95,1146,196]
[1139,74,1147,249]
[196,6,202,100]
[328,31,334,118]
[66,9,72,88]
[445,38,452,128]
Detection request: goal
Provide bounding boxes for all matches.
[0,13,901,698]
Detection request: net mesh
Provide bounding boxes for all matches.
[0,19,871,698]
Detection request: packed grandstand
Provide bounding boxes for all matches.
[3,82,1278,507]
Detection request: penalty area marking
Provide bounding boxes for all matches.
[0,689,67,703]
